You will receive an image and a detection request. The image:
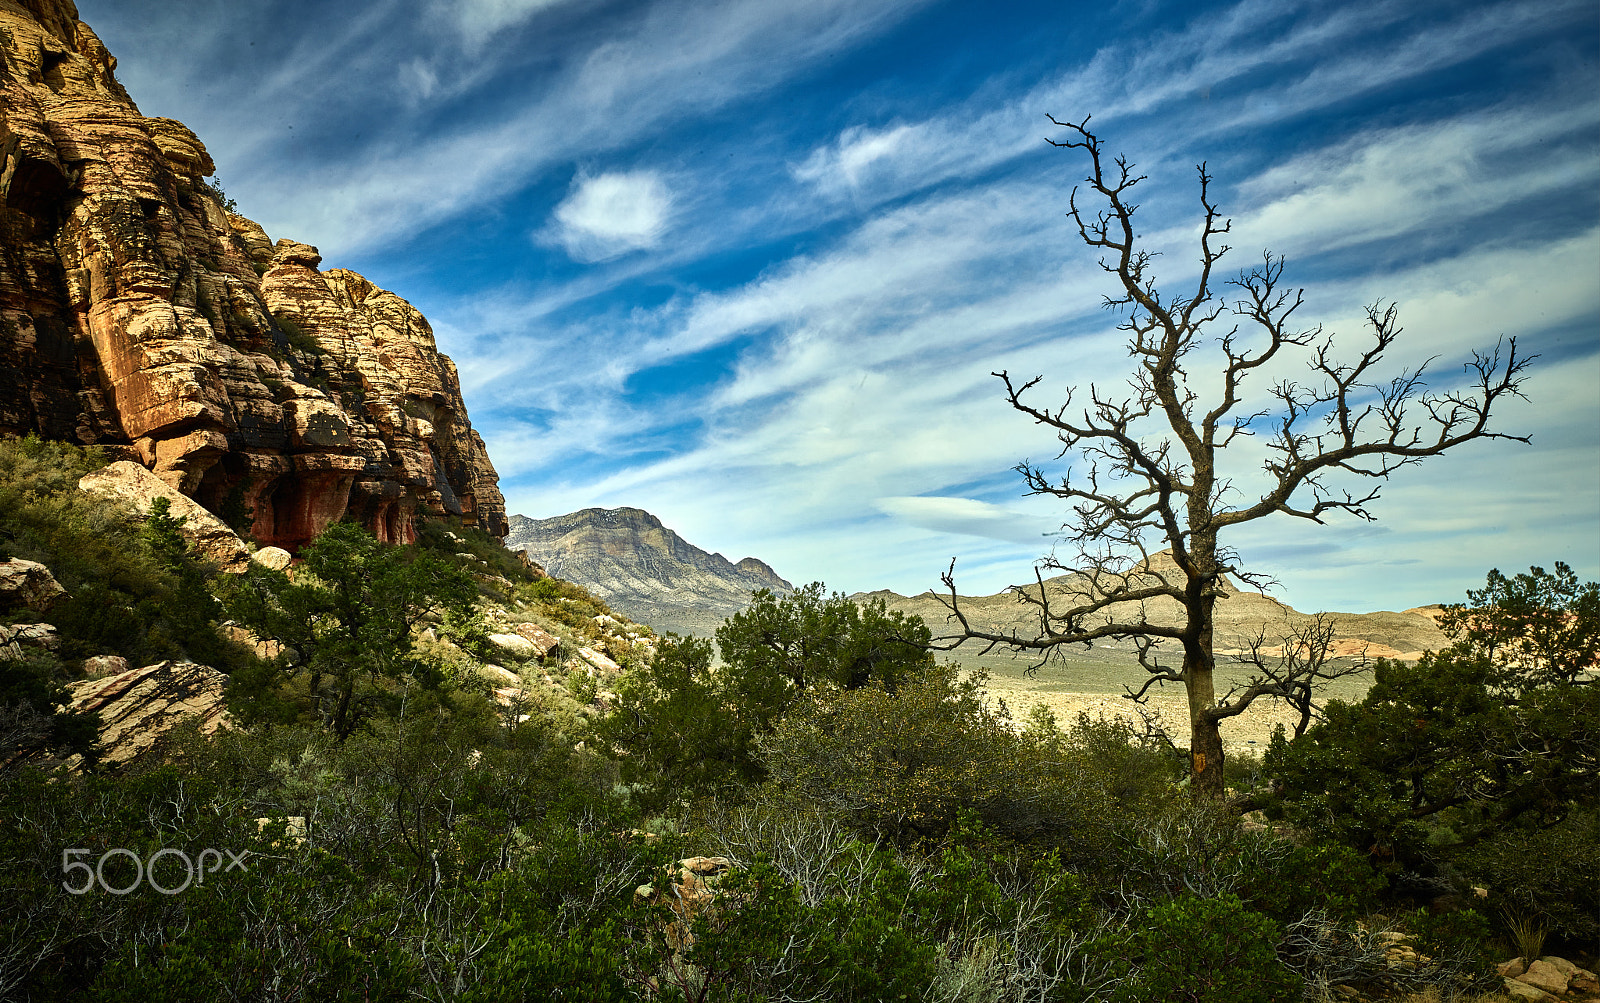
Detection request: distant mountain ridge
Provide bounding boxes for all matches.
[853,549,1449,667]
[505,508,791,637]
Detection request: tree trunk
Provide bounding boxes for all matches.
[1185,654,1226,796]
[1184,550,1227,797]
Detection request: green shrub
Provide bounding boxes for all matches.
[759,664,1116,848]
[1110,893,1301,1003]
[1454,809,1599,943]
[1241,841,1385,922]
[1405,907,1495,981]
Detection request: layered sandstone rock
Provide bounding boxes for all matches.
[0,0,505,550]
[63,659,230,766]
[0,557,66,611]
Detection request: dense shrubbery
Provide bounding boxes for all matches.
[1263,563,1599,955]
[1,443,1592,998]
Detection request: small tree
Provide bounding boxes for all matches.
[599,583,934,798]
[716,582,935,723]
[219,522,479,741]
[935,117,1531,796]
[1264,564,1598,872]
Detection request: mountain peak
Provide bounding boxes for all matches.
[505,508,791,636]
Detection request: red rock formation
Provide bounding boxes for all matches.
[0,0,506,549]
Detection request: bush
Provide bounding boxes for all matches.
[1453,809,1599,944]
[759,663,1116,848]
[1109,893,1301,1003]
[1241,841,1386,922]
[597,634,761,803]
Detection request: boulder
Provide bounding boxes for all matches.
[1517,959,1571,995]
[64,661,230,766]
[488,633,538,656]
[577,646,620,674]
[1539,956,1587,979]
[252,547,293,571]
[0,559,67,611]
[511,624,560,657]
[1503,979,1555,1001]
[82,654,130,679]
[79,462,251,572]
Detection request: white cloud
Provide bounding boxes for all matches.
[794,123,924,193]
[445,0,571,49]
[877,496,1058,544]
[397,57,440,103]
[549,171,674,262]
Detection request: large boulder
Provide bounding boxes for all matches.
[64,660,230,766]
[488,633,538,657]
[0,623,59,659]
[1517,959,1571,995]
[82,654,130,679]
[78,461,250,571]
[0,559,67,611]
[512,623,561,657]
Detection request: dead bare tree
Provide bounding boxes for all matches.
[933,115,1532,797]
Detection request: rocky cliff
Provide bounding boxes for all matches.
[0,0,505,549]
[506,508,791,636]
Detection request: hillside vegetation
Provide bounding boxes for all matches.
[0,436,1595,1002]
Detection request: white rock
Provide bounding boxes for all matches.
[252,546,292,571]
[82,654,131,679]
[489,633,538,655]
[577,646,620,673]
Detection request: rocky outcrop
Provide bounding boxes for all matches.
[1499,956,1600,1001]
[63,659,230,766]
[0,557,66,610]
[0,0,505,551]
[0,621,57,659]
[78,459,251,570]
[505,508,792,636]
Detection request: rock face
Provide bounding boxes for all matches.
[0,557,66,610]
[64,659,230,766]
[505,508,792,636]
[0,0,505,550]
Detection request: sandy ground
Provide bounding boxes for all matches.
[976,671,1328,753]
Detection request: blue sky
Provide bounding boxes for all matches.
[81,0,1599,612]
